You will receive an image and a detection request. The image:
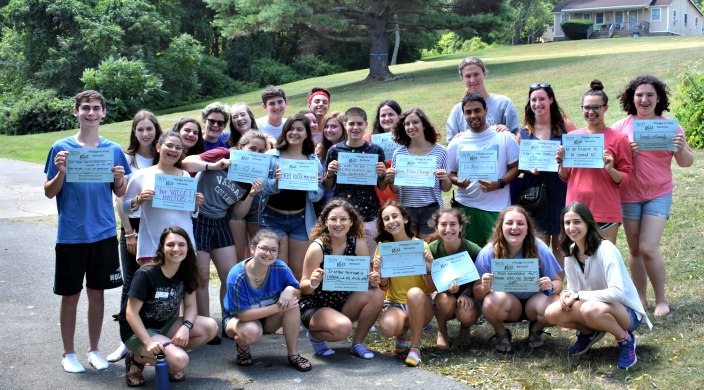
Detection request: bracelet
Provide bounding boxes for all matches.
[379,280,389,288]
[452,177,458,185]
[309,281,320,290]
[114,178,124,189]
[125,232,138,238]
[378,173,386,181]
[182,320,193,331]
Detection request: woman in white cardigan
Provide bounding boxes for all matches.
[545,201,651,370]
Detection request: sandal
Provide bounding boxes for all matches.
[287,354,312,372]
[236,344,253,367]
[125,353,145,387]
[169,371,186,382]
[489,329,514,354]
[528,320,550,349]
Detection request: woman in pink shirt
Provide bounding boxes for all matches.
[612,75,694,317]
[556,80,633,244]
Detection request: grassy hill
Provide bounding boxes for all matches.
[3,36,704,389]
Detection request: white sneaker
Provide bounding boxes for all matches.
[106,343,128,362]
[61,353,85,373]
[87,351,109,370]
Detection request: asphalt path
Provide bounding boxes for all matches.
[0,158,469,389]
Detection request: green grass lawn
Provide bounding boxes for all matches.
[4,36,704,389]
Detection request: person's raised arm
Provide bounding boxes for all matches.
[44,150,68,199]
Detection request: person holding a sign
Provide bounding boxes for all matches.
[515,83,576,267]
[44,90,131,373]
[324,107,388,257]
[446,56,519,141]
[299,200,383,359]
[386,108,452,239]
[121,226,218,386]
[172,117,204,158]
[374,202,436,367]
[365,100,402,207]
[447,93,520,247]
[261,113,324,280]
[545,202,652,369]
[556,80,633,244]
[222,229,312,371]
[427,209,482,348]
[612,75,694,317]
[473,206,563,353]
[122,131,203,263]
[181,134,260,345]
[109,110,163,363]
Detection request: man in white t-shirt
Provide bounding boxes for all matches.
[447,93,520,246]
[255,85,288,140]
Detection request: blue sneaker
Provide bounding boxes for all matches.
[568,330,605,355]
[617,331,637,369]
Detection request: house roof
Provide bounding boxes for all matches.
[552,0,673,13]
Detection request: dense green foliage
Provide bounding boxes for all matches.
[560,19,595,40]
[674,63,704,149]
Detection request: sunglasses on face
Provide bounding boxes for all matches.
[207,118,225,127]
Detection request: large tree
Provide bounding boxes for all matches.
[205,0,510,81]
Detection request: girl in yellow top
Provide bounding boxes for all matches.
[374,201,435,367]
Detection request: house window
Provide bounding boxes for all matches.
[596,12,604,24]
[583,13,591,20]
[696,17,699,27]
[615,11,624,24]
[684,13,688,26]
[561,14,570,23]
[673,10,677,24]
[651,8,661,21]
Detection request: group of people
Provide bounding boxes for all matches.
[44,56,693,386]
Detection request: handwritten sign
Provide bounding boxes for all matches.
[394,155,436,187]
[491,258,539,293]
[278,158,318,191]
[323,255,370,292]
[152,174,198,211]
[227,150,270,183]
[518,140,561,172]
[371,132,399,161]
[633,119,678,151]
[337,152,377,185]
[458,149,497,181]
[66,148,114,183]
[378,240,426,278]
[431,252,480,293]
[562,134,604,168]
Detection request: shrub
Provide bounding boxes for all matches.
[249,58,300,86]
[290,54,344,78]
[197,55,238,99]
[0,88,76,135]
[560,19,594,40]
[159,33,202,105]
[81,56,164,123]
[462,36,489,52]
[674,63,704,149]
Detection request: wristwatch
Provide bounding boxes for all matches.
[497,178,506,189]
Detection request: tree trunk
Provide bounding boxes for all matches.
[365,10,393,81]
[391,15,400,66]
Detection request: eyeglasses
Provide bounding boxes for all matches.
[529,83,551,90]
[581,104,605,113]
[327,217,350,224]
[256,246,279,255]
[207,118,225,127]
[161,143,183,151]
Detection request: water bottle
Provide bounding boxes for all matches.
[154,353,170,390]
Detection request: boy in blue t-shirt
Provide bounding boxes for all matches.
[44,90,131,373]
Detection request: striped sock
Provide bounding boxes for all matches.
[405,346,421,367]
[308,331,335,356]
[394,337,408,354]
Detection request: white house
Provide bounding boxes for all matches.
[552,0,704,39]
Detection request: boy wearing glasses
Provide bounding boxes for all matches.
[256,86,289,139]
[44,90,131,373]
[202,102,231,150]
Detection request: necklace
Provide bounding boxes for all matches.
[253,277,265,288]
